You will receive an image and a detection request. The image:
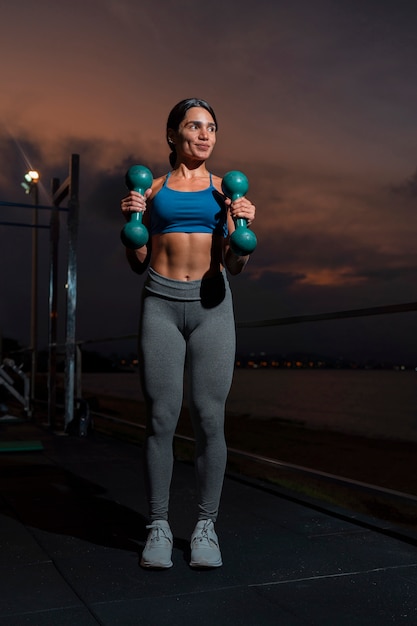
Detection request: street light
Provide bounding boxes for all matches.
[21,169,40,414]
[21,170,40,194]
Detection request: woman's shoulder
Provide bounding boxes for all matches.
[153,173,169,186]
[211,173,224,193]
[150,174,169,198]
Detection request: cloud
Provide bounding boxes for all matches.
[2,0,417,361]
[390,168,417,199]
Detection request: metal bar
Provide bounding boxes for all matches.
[75,301,417,348]
[0,361,31,415]
[0,201,68,211]
[30,184,39,414]
[0,379,27,409]
[237,301,417,328]
[226,445,417,503]
[0,222,50,229]
[90,410,417,505]
[47,178,61,430]
[64,155,80,430]
[51,176,70,207]
[76,344,82,400]
[81,333,139,345]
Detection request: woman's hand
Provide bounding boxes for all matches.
[225,196,256,226]
[120,188,152,222]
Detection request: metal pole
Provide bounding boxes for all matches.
[64,154,80,431]
[30,183,39,417]
[47,178,60,429]
[76,343,82,399]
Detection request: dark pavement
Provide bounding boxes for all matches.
[0,416,416,625]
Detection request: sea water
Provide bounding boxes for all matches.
[82,369,417,443]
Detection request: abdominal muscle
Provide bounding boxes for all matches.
[150,232,225,281]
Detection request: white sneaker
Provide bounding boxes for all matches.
[140,520,173,569]
[190,519,222,568]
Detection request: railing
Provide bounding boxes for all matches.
[4,297,415,421]
[87,404,417,545]
[3,297,417,541]
[235,300,417,328]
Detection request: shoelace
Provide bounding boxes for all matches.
[193,521,217,546]
[146,524,171,543]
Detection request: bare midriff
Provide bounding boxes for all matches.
[150,232,224,281]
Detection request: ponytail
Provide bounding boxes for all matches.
[169,146,177,168]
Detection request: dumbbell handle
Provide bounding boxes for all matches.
[222,170,257,256]
[121,165,153,249]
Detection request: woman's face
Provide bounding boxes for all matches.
[169,107,217,163]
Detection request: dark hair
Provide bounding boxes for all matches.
[166,98,218,167]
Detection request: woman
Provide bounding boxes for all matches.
[120,98,256,569]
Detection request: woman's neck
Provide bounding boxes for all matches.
[172,161,209,179]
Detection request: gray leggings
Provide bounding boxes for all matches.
[139,268,236,523]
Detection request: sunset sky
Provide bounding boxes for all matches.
[1,0,417,363]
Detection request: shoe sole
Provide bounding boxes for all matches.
[189,559,222,568]
[140,558,173,569]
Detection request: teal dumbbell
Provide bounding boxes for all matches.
[120,165,153,249]
[222,170,257,256]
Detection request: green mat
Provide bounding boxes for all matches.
[0,440,44,452]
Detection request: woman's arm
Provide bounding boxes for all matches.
[125,241,152,274]
[223,241,249,275]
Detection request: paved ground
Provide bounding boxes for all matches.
[0,416,416,625]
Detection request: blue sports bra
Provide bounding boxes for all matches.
[150,172,228,237]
